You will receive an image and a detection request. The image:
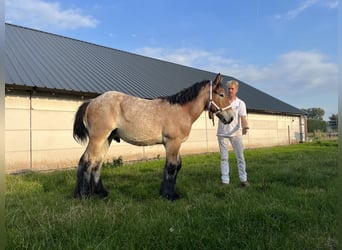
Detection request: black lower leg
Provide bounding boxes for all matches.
[160,158,182,200]
[74,156,91,199]
[74,155,109,199]
[93,175,109,198]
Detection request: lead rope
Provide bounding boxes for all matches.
[208,81,214,125]
[208,80,213,110]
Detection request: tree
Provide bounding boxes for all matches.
[307,119,327,133]
[301,107,325,120]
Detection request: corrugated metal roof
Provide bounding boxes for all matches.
[5,23,305,115]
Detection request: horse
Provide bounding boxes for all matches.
[73,73,234,200]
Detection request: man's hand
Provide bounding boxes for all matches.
[241,116,249,135]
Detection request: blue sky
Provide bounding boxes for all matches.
[5,0,338,120]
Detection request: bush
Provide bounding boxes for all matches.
[103,156,123,168]
[307,119,327,133]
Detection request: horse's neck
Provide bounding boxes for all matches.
[184,91,209,123]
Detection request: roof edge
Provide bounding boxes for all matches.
[248,108,306,116]
[5,83,99,99]
[6,83,307,116]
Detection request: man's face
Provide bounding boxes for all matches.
[227,84,238,98]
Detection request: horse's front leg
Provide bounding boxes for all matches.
[160,141,182,200]
[160,157,182,200]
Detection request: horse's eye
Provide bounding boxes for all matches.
[218,93,225,98]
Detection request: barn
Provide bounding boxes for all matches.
[5,23,307,173]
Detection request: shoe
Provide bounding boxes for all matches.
[240,181,250,188]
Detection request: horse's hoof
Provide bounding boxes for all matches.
[163,193,180,201]
[73,189,90,199]
[73,193,89,199]
[96,189,109,198]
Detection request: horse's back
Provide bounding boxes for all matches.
[86,91,170,146]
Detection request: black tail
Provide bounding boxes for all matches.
[73,100,91,144]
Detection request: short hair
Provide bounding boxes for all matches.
[226,80,239,88]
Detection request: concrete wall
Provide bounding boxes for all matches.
[5,91,304,173]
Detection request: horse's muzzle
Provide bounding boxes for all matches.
[216,112,234,125]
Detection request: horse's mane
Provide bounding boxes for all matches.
[159,80,210,105]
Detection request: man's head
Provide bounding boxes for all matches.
[226,80,239,99]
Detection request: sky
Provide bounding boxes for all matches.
[5,0,339,120]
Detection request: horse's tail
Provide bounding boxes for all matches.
[73,100,91,144]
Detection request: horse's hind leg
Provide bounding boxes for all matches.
[74,154,92,198]
[74,138,111,199]
[91,163,109,198]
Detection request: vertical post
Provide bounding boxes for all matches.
[299,115,306,143]
[142,145,146,160]
[29,91,33,170]
[338,1,342,245]
[204,112,209,152]
[0,8,6,249]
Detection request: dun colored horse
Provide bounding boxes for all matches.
[73,73,234,200]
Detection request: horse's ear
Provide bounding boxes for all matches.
[213,73,223,85]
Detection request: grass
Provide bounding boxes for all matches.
[5,141,338,249]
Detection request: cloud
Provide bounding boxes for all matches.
[229,51,338,96]
[282,0,320,20]
[136,47,338,97]
[137,46,337,117]
[136,47,209,67]
[5,0,99,30]
[136,47,236,73]
[274,0,338,20]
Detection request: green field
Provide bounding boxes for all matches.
[5,141,337,249]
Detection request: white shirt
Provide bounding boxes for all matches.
[217,97,247,137]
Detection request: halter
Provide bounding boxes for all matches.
[207,80,231,115]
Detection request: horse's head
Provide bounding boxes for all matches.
[208,73,234,125]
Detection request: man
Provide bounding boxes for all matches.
[217,80,249,187]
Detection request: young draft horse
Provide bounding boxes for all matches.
[73,73,234,200]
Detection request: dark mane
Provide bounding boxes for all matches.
[159,80,209,105]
